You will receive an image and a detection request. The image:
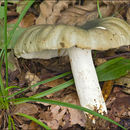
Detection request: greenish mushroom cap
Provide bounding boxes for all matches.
[14,17,130,59]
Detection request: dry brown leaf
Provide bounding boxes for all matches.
[95,58,107,66]
[44,78,66,98]
[12,103,38,125]
[36,0,116,26]
[63,6,87,15]
[25,71,40,93]
[39,92,86,129]
[36,0,76,25]
[39,105,67,129]
[7,18,18,24]
[28,121,41,130]
[19,124,29,130]
[13,103,38,116]
[7,11,18,17]
[107,96,130,127]
[20,13,35,28]
[8,13,35,28]
[36,0,129,27]
[103,0,129,5]
[58,4,114,26]
[46,1,70,24]
[77,1,97,11]
[62,93,86,127]
[106,86,130,129]
[44,78,65,88]
[115,73,130,94]
[102,81,114,101]
[36,0,56,24]
[115,73,130,87]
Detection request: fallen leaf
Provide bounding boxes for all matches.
[115,73,130,87]
[28,121,41,130]
[39,105,67,129]
[58,4,114,26]
[62,93,86,127]
[115,73,130,94]
[39,92,86,129]
[102,80,114,101]
[25,71,40,93]
[44,78,65,88]
[14,103,38,116]
[103,0,129,5]
[20,13,35,28]
[95,58,107,66]
[36,0,76,25]
[78,1,97,11]
[36,0,56,24]
[19,124,29,130]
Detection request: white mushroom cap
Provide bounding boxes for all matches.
[14,17,130,59]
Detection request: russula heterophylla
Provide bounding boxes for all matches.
[14,17,130,121]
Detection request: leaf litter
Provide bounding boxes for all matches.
[1,0,130,129]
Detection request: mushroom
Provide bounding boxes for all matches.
[14,17,130,121]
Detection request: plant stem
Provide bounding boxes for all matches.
[97,0,102,18]
[4,0,9,109]
[4,0,8,88]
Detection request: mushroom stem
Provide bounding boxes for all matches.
[68,47,107,115]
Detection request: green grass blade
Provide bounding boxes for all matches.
[7,0,34,47]
[0,0,34,67]
[96,57,123,72]
[31,79,74,98]
[4,0,8,88]
[96,57,130,81]
[0,71,4,95]
[8,115,12,130]
[0,52,5,96]
[5,86,20,91]
[97,0,102,18]
[17,113,51,130]
[10,117,16,130]
[0,5,4,19]
[7,72,71,99]
[13,98,126,130]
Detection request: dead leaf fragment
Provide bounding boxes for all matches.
[103,0,130,5]
[44,78,65,88]
[115,73,130,87]
[102,80,114,101]
[25,71,40,92]
[77,1,97,11]
[62,93,86,127]
[39,105,67,129]
[36,0,76,25]
[44,78,66,98]
[20,13,35,28]
[14,103,38,115]
[58,4,114,26]
[39,92,86,129]
[28,121,41,130]
[36,0,56,24]
[95,58,107,66]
